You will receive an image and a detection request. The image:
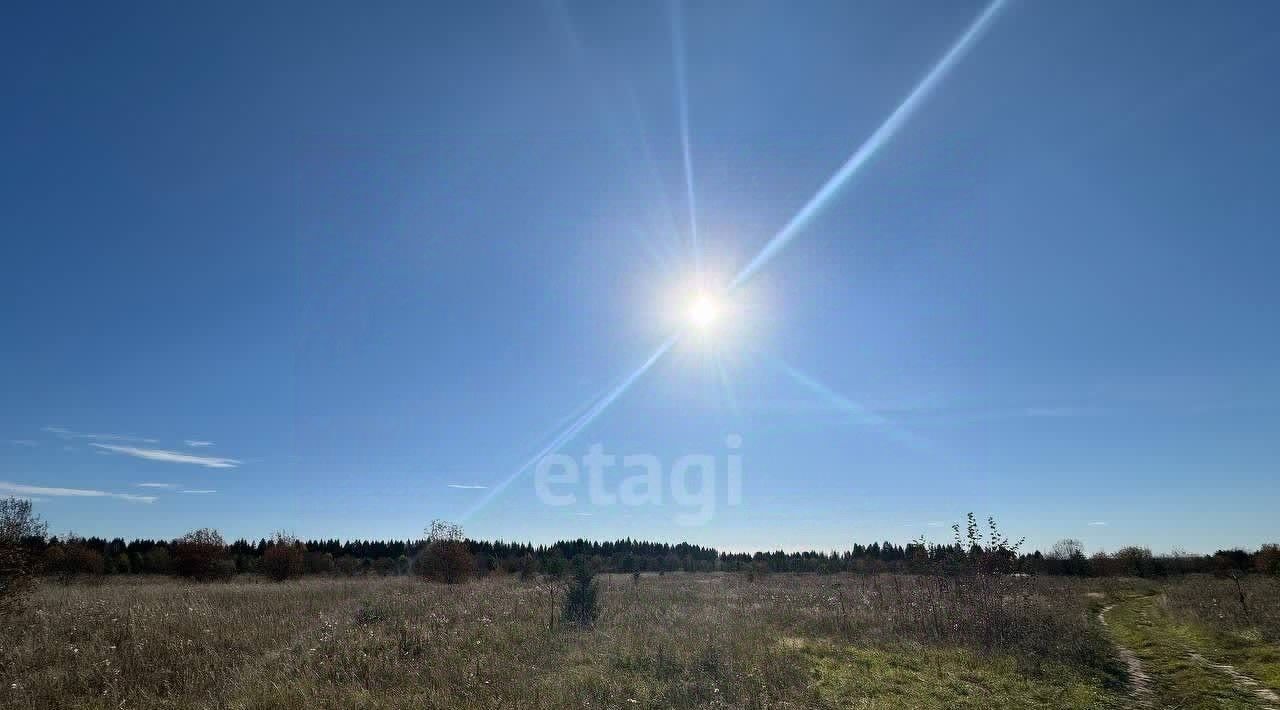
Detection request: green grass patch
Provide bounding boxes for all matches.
[1213,628,1280,690]
[792,639,1124,709]
[1106,594,1280,709]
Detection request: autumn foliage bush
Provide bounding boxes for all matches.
[413,520,473,584]
[43,539,105,583]
[0,497,46,616]
[173,528,234,581]
[262,532,306,581]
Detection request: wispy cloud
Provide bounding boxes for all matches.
[184,440,213,448]
[181,489,216,494]
[1023,407,1105,418]
[1088,521,1108,527]
[0,481,156,503]
[43,426,158,443]
[926,521,945,528]
[446,484,488,490]
[136,482,179,489]
[90,444,240,468]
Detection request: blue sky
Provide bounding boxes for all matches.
[3,1,1277,554]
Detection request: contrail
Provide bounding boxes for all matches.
[731,0,1009,289]
[670,0,699,273]
[462,334,679,520]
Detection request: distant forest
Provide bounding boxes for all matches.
[27,530,1280,580]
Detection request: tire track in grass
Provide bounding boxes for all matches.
[1105,595,1280,710]
[1098,603,1155,709]
[1186,652,1280,708]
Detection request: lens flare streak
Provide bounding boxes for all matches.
[767,353,933,451]
[550,0,684,268]
[713,352,740,418]
[462,1,999,519]
[462,334,679,520]
[731,0,1009,289]
[670,0,699,273]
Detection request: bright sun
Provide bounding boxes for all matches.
[687,294,720,329]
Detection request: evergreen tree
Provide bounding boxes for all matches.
[561,558,599,628]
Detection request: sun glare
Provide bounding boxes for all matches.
[687,294,720,329]
[661,277,739,346]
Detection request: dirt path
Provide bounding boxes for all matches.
[1098,603,1154,709]
[1102,595,1280,710]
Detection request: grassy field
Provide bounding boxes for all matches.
[2,573,1277,709]
[1101,576,1280,710]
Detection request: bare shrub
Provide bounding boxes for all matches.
[0,497,46,616]
[948,513,1025,575]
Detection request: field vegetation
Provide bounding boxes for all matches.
[5,572,1131,709]
[3,503,1278,709]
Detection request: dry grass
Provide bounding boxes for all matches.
[1164,575,1280,644]
[2,573,1126,709]
[1157,575,1280,694]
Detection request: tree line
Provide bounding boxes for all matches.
[3,499,1278,596]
